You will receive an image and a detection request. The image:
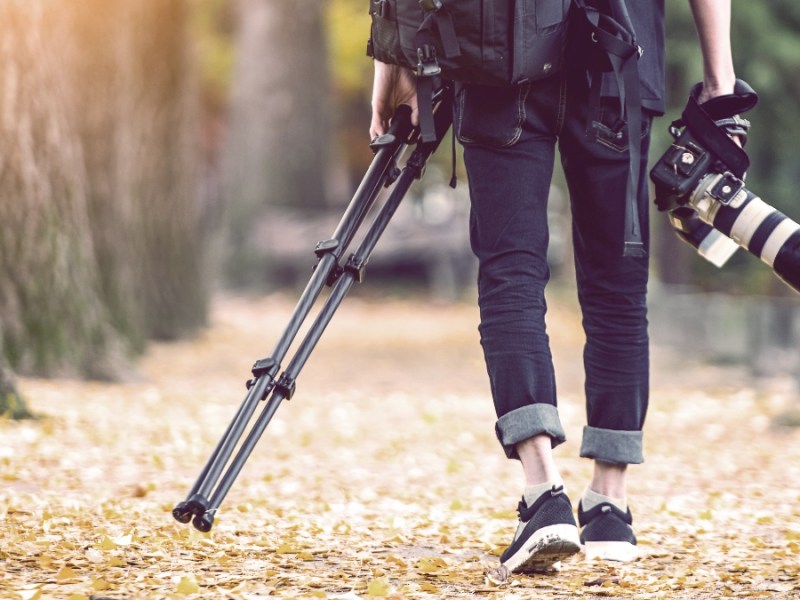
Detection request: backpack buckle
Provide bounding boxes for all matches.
[371,0,391,18]
[419,0,442,12]
[416,44,441,77]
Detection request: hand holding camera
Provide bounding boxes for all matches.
[650,79,800,293]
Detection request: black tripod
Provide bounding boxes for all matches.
[173,86,454,532]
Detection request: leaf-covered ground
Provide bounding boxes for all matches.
[2,292,799,599]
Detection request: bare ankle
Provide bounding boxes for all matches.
[516,434,561,486]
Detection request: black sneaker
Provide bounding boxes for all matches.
[578,501,638,562]
[500,485,581,574]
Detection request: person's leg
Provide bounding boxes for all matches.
[456,75,580,573]
[559,84,654,560]
[458,78,565,460]
[516,434,562,486]
[589,461,627,500]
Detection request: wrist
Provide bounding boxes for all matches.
[702,69,736,99]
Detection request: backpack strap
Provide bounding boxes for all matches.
[574,0,646,257]
[414,0,459,143]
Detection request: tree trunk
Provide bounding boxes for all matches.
[67,0,208,341]
[0,332,32,420]
[0,1,129,380]
[0,0,206,380]
[221,0,332,287]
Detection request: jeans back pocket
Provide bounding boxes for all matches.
[455,83,528,147]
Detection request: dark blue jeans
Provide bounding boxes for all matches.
[455,70,652,465]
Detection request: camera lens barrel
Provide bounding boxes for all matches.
[690,173,800,292]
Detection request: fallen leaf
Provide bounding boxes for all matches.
[416,556,448,574]
[176,574,200,594]
[56,566,79,583]
[367,577,391,596]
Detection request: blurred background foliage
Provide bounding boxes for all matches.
[1,0,798,412]
[189,0,800,294]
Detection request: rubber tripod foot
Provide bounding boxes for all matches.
[193,512,214,532]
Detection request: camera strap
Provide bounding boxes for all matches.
[574,0,646,257]
[674,80,758,179]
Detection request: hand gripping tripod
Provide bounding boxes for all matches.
[173,87,454,532]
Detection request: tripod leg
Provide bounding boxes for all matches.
[194,112,454,530]
[172,372,274,523]
[173,119,413,524]
[259,134,410,366]
[193,389,287,531]
[174,100,442,531]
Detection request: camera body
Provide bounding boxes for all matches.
[650,125,743,267]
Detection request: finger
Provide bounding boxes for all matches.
[369,113,387,141]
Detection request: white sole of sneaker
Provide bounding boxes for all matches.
[502,524,581,574]
[583,541,639,563]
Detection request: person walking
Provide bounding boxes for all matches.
[369,0,739,574]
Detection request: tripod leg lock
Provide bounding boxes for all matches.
[314,238,340,258]
[345,254,366,283]
[247,357,277,389]
[251,357,277,378]
[275,372,296,400]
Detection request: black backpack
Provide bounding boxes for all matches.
[367,0,648,257]
[367,0,571,88]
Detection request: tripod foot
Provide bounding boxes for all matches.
[193,511,215,533]
[173,494,209,525]
[172,501,194,524]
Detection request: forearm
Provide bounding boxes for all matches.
[688,0,736,98]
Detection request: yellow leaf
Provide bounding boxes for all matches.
[385,555,407,568]
[68,595,90,600]
[420,582,440,593]
[417,556,448,574]
[57,567,79,583]
[367,577,391,596]
[91,579,110,591]
[297,551,315,561]
[177,574,200,595]
[99,536,117,551]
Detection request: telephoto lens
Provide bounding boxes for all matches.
[688,172,800,293]
[665,206,740,268]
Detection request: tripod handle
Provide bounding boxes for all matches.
[370,104,415,150]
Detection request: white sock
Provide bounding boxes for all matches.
[582,487,627,513]
[523,480,564,508]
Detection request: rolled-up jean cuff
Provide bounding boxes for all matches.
[580,426,644,464]
[495,404,566,460]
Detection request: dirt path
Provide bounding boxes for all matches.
[1,293,799,599]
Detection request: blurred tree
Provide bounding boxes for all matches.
[0,1,129,379]
[0,331,33,419]
[327,0,376,184]
[221,0,333,287]
[0,0,208,382]
[67,0,208,341]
